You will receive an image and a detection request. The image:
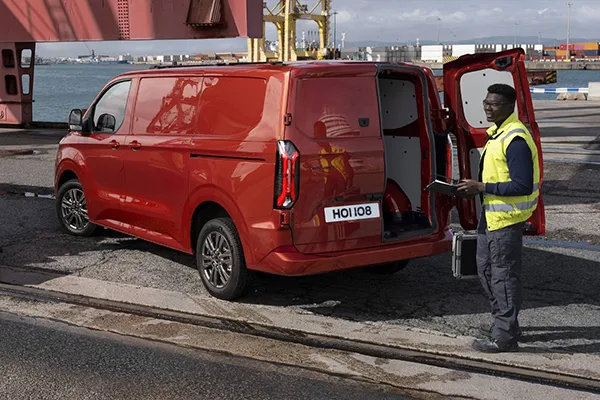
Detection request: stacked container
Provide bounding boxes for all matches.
[420,45,443,63]
[583,42,600,57]
[452,44,476,57]
[475,44,495,54]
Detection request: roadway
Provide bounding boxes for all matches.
[0,310,415,400]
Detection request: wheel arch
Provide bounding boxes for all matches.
[55,159,84,193]
[187,188,254,264]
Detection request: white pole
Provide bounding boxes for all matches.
[566,2,572,60]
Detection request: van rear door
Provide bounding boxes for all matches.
[443,48,546,235]
[284,66,386,254]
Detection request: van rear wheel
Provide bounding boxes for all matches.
[367,260,410,274]
[195,217,249,300]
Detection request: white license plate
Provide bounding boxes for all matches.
[324,203,380,223]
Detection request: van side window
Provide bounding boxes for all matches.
[92,80,131,133]
[132,77,203,135]
[294,77,380,139]
[197,77,266,137]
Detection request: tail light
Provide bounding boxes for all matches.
[274,140,300,209]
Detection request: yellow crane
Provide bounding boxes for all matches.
[248,0,333,62]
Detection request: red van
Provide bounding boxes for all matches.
[55,49,545,300]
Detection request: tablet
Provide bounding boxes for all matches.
[425,179,458,196]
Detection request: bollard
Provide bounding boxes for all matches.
[588,82,600,101]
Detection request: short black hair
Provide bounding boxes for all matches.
[487,83,517,104]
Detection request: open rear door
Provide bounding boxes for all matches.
[443,48,546,236]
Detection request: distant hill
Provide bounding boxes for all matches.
[344,36,599,49]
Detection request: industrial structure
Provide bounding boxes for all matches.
[247,0,333,62]
[0,0,263,126]
[341,44,545,64]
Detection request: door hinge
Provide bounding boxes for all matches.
[284,113,293,126]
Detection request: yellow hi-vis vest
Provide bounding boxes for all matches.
[481,113,540,231]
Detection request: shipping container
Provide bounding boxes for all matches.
[421,44,443,62]
[584,50,599,56]
[475,44,495,54]
[452,44,475,57]
[570,41,598,49]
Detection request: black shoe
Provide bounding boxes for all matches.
[472,338,519,353]
[479,323,522,341]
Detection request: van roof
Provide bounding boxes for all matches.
[116,60,422,79]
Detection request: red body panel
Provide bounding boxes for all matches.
[55,61,479,277]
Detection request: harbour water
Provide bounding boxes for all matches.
[31,64,600,122]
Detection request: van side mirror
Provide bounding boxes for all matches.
[68,109,83,131]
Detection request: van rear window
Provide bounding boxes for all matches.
[294,77,380,138]
[133,77,203,135]
[197,76,266,137]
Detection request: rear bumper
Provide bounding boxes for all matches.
[251,229,453,276]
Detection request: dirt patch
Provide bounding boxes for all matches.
[0,149,41,157]
[0,183,53,197]
[545,228,600,245]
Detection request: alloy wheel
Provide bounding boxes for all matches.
[201,231,233,289]
[61,188,89,231]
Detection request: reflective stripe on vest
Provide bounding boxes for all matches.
[481,120,540,231]
[484,197,538,212]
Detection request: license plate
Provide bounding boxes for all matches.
[324,203,380,223]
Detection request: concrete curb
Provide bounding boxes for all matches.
[1,265,598,384]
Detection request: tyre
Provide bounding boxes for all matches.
[56,179,97,237]
[367,259,410,275]
[195,217,249,300]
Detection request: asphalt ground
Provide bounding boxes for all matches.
[0,100,599,357]
[0,311,416,400]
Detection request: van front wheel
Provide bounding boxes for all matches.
[367,260,410,274]
[196,217,249,300]
[56,179,97,237]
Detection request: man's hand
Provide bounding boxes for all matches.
[456,179,485,195]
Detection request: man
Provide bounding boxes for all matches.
[457,83,540,353]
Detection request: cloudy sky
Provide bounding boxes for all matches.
[37,0,600,57]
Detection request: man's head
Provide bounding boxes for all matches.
[483,83,517,125]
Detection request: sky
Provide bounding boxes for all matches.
[36,0,600,57]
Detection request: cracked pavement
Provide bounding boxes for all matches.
[1,100,600,357]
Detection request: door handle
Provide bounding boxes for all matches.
[130,140,142,150]
[109,140,119,149]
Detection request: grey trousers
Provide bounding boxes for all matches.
[476,212,525,344]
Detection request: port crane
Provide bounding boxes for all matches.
[77,43,109,61]
[247,0,334,62]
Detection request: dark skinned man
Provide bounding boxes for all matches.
[457,83,540,353]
